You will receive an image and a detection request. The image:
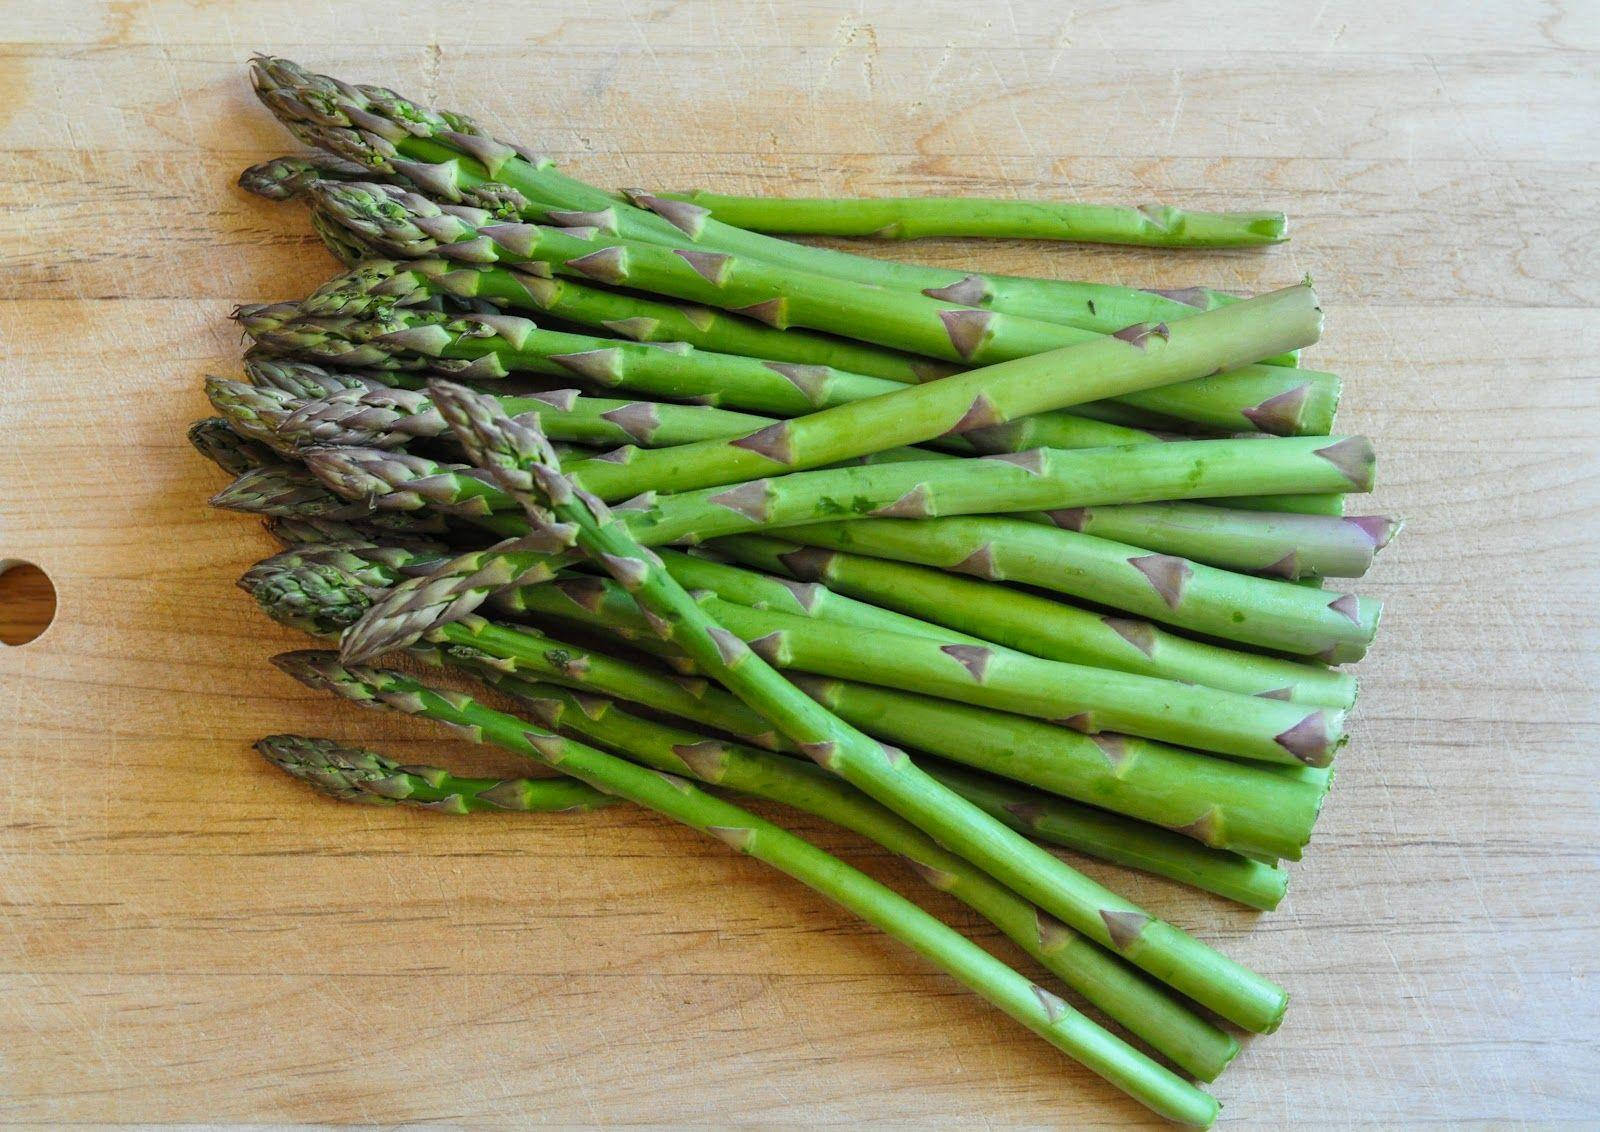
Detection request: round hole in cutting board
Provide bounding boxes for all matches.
[0,560,56,646]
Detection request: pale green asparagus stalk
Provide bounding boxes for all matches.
[655,190,1287,248]
[422,379,1289,1032]
[269,651,1219,1126]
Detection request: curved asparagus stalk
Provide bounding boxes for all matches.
[426,380,1289,1033]
[785,516,1382,664]
[270,651,1220,1127]
[247,56,1267,353]
[711,535,1356,705]
[460,670,1241,1080]
[654,190,1287,248]
[244,547,1327,863]
[257,733,618,812]
[187,418,280,477]
[306,180,1330,432]
[509,571,1345,767]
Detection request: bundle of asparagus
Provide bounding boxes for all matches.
[198,55,1401,1125]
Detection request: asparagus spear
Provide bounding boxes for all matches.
[230,443,1379,664]
[257,732,618,812]
[653,190,1287,248]
[244,547,1327,863]
[260,725,1242,1079]
[424,379,1289,1033]
[264,515,452,554]
[270,650,1220,1126]
[294,433,1371,544]
[473,671,1245,1079]
[257,180,952,385]
[710,535,1356,705]
[243,354,414,397]
[306,180,1330,432]
[784,516,1381,663]
[508,571,1344,766]
[187,418,279,477]
[247,56,1270,350]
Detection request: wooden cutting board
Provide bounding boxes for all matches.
[2,2,1597,1124]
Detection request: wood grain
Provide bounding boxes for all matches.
[1,1,1596,1125]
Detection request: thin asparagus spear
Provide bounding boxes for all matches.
[243,354,415,396]
[305,179,1329,432]
[257,733,618,812]
[783,516,1382,664]
[263,516,452,554]
[424,379,1289,1032]
[462,671,1242,1080]
[247,57,1272,354]
[654,190,1287,248]
[187,418,279,477]
[269,650,1220,1127]
[243,548,1328,862]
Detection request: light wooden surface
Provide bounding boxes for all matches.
[2,1,1597,1124]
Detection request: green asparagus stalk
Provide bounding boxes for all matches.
[711,535,1357,705]
[294,434,1372,545]
[233,444,1380,664]
[654,190,1287,248]
[425,379,1289,1033]
[462,670,1241,1080]
[261,722,1240,1079]
[257,732,618,812]
[282,442,1381,663]
[784,516,1382,663]
[263,515,452,554]
[270,650,1220,1127]
[1035,504,1399,579]
[187,418,280,477]
[243,551,1321,865]
[306,180,1329,432]
[248,57,1271,352]
[508,571,1345,767]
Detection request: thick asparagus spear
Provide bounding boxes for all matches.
[714,535,1358,702]
[245,547,1327,863]
[425,380,1289,1032]
[306,180,1330,432]
[243,355,412,397]
[784,516,1382,664]
[247,56,1268,350]
[257,733,618,812]
[270,651,1220,1126]
[187,418,279,477]
[293,435,1372,544]
[509,571,1343,766]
